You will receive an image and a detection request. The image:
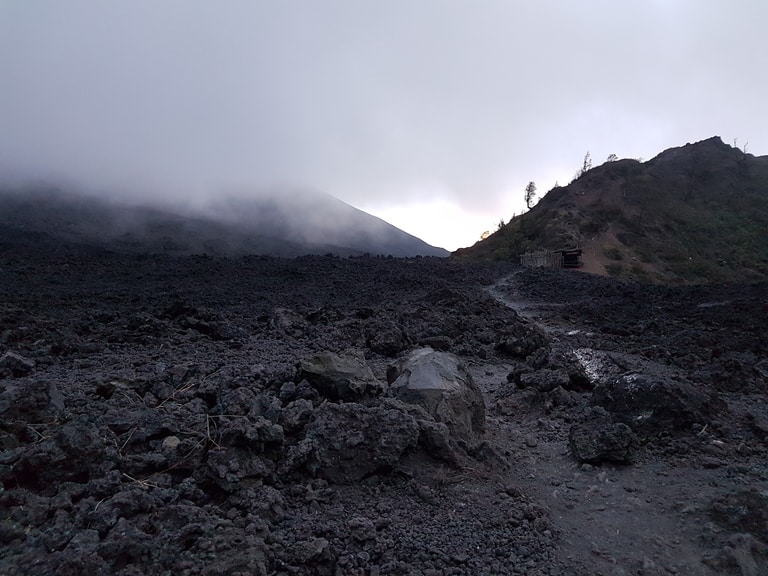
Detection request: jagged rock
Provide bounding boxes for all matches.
[366,320,408,356]
[417,419,461,465]
[278,380,320,404]
[61,530,109,573]
[418,335,453,351]
[519,369,571,393]
[496,322,549,359]
[214,388,282,424]
[591,373,716,435]
[0,380,64,424]
[271,307,308,335]
[217,415,284,450]
[8,419,112,488]
[87,489,158,537]
[506,365,533,385]
[387,348,486,438]
[0,351,36,378]
[204,447,276,491]
[291,537,330,564]
[547,349,594,391]
[279,399,315,432]
[569,407,635,464]
[296,402,419,483]
[297,350,384,401]
[348,516,377,542]
[708,489,768,542]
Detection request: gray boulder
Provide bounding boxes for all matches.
[297,350,383,401]
[387,348,486,438]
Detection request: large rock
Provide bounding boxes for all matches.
[547,349,594,391]
[366,320,408,356]
[495,322,549,359]
[519,369,571,393]
[569,407,635,464]
[0,380,64,424]
[387,348,486,438]
[6,419,112,487]
[291,402,420,483]
[0,352,36,378]
[296,350,383,401]
[708,489,768,542]
[591,373,716,436]
[204,447,276,492]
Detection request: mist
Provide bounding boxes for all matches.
[1,1,766,250]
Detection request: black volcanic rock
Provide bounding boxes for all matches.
[1,222,767,575]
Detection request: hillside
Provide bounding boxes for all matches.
[0,187,449,258]
[455,137,768,283]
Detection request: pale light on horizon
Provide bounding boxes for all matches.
[361,198,517,253]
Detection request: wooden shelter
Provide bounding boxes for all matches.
[519,248,582,269]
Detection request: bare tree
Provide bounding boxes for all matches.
[524,181,537,209]
[573,151,593,181]
[606,153,618,162]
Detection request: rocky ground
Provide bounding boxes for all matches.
[1,238,767,575]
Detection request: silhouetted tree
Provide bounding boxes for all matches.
[574,151,593,181]
[524,181,537,209]
[606,153,618,162]
[734,138,749,177]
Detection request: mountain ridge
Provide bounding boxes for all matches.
[0,186,449,258]
[454,136,768,283]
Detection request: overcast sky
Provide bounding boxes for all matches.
[1,1,766,250]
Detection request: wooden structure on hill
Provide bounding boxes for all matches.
[519,249,582,269]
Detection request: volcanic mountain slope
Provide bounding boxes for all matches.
[455,136,768,283]
[0,186,449,258]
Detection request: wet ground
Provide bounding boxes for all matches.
[1,239,767,575]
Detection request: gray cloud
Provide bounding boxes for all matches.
[1,1,766,248]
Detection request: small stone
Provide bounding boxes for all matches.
[293,537,329,563]
[162,436,181,450]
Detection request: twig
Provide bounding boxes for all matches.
[118,427,136,454]
[122,472,159,489]
[26,425,50,443]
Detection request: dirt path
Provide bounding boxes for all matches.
[483,271,768,575]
